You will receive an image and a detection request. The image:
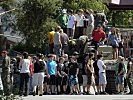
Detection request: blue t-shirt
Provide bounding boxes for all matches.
[47,60,57,75]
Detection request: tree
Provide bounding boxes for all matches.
[15,0,63,53]
[0,0,16,53]
[107,10,133,27]
[63,0,108,12]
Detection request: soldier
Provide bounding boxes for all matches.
[1,50,11,96]
[126,57,133,94]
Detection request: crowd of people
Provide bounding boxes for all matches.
[0,8,133,97]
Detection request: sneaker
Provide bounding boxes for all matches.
[69,92,73,95]
[119,91,124,95]
[43,92,47,95]
[102,91,108,95]
[33,91,36,96]
[95,92,99,95]
[23,94,28,97]
[127,92,133,95]
[39,94,43,96]
[87,91,93,95]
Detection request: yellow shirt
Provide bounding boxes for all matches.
[48,31,55,44]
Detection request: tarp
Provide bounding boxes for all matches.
[110,0,120,5]
[110,0,133,5]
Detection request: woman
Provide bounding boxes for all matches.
[32,53,48,96]
[85,53,96,94]
[19,52,31,96]
[108,27,119,59]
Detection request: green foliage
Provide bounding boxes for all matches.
[63,0,109,12]
[107,10,133,27]
[16,0,62,53]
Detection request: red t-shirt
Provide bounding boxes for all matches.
[29,63,34,76]
[92,29,106,42]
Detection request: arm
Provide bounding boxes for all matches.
[18,58,23,69]
[118,68,124,75]
[102,64,106,69]
[127,63,132,77]
[76,68,79,75]
[101,61,106,69]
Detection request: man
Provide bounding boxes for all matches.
[86,9,94,39]
[48,28,55,54]
[75,9,84,39]
[115,56,126,94]
[60,29,69,56]
[56,9,68,34]
[47,54,57,95]
[68,56,79,95]
[54,26,62,61]
[0,50,11,96]
[91,25,106,58]
[67,10,76,39]
[97,54,107,94]
[94,10,108,30]
[126,57,133,94]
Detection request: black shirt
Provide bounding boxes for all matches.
[68,62,79,75]
[118,63,124,75]
[57,63,64,75]
[64,61,69,74]
[34,60,45,73]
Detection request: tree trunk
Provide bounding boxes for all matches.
[0,36,7,53]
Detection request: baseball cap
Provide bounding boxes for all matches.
[62,9,67,14]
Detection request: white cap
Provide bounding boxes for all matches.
[64,54,68,57]
[62,9,67,14]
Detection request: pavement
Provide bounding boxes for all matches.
[22,95,133,100]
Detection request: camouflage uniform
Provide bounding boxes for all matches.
[1,55,11,96]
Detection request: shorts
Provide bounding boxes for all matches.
[99,72,107,85]
[69,75,78,86]
[95,75,99,86]
[32,72,45,86]
[82,75,88,86]
[44,76,48,83]
[57,76,63,85]
[91,40,99,50]
[62,76,68,85]
[48,75,56,85]
[54,44,61,56]
[115,75,124,85]
[112,45,118,49]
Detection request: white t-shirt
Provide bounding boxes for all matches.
[20,59,30,73]
[97,59,106,73]
[67,15,76,28]
[88,14,94,26]
[75,14,84,27]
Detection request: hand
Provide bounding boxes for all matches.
[47,74,50,78]
[101,41,104,45]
